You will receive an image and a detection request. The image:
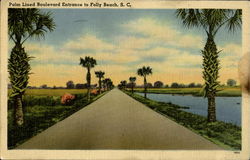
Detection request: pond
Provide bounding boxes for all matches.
[136,93,241,126]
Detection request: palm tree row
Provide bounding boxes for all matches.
[103,78,114,91]
[79,56,114,102]
[119,77,136,94]
[95,71,105,94]
[119,66,152,98]
[7,9,242,126]
[119,80,127,90]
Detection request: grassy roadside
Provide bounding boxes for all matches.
[123,90,241,150]
[8,90,107,149]
[133,87,241,97]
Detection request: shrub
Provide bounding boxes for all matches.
[61,93,75,105]
[91,89,98,95]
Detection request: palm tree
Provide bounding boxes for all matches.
[104,78,110,90]
[79,56,97,102]
[106,78,113,90]
[102,79,107,91]
[137,66,152,98]
[129,77,136,94]
[8,9,55,126]
[176,9,241,122]
[120,80,127,90]
[95,71,105,94]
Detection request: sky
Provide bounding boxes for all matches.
[10,9,242,87]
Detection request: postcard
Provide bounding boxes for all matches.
[0,0,249,159]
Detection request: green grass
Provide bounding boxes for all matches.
[8,91,107,149]
[8,89,87,96]
[123,90,241,150]
[133,87,241,97]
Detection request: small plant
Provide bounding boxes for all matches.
[61,93,75,105]
[91,89,98,96]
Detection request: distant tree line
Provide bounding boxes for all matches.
[119,81,203,89]
[8,78,238,90]
[170,82,202,88]
[120,79,237,89]
[65,80,96,89]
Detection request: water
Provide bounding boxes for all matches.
[136,93,241,126]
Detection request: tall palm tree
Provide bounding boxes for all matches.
[129,77,136,94]
[8,9,55,126]
[79,56,97,102]
[176,9,241,122]
[137,66,152,98]
[95,71,105,94]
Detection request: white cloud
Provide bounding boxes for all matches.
[123,17,203,49]
[142,47,180,57]
[25,43,78,64]
[218,43,242,69]
[64,34,115,52]
[219,43,242,57]
[21,19,241,86]
[116,36,152,50]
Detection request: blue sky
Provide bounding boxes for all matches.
[41,9,241,46]
[21,9,242,86]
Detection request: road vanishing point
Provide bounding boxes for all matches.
[17,88,221,150]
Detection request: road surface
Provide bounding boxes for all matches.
[17,88,221,150]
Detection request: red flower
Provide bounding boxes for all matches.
[61,93,75,105]
[91,89,98,95]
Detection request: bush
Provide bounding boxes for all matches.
[91,89,98,96]
[61,93,75,105]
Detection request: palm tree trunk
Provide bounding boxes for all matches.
[132,83,134,94]
[14,94,24,126]
[9,44,30,126]
[144,77,147,98]
[207,94,216,122]
[98,79,101,94]
[203,33,219,122]
[86,68,91,102]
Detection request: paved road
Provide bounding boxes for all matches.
[17,88,221,150]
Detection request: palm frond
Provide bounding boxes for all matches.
[79,56,97,68]
[95,71,105,78]
[129,77,136,83]
[8,8,56,44]
[176,9,201,28]
[137,66,152,77]
[226,9,242,33]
